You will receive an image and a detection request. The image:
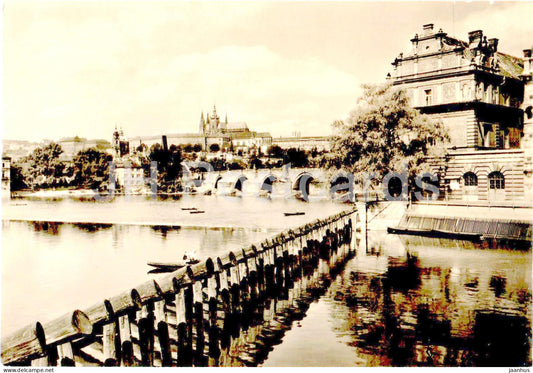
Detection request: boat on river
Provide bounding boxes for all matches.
[284,212,305,216]
[148,251,200,272]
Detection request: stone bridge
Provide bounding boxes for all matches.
[182,166,353,200]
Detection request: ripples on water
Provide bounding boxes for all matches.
[269,233,531,367]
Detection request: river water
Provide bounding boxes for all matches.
[1,195,531,366]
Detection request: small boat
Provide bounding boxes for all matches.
[147,258,200,272]
[181,207,197,211]
[190,210,205,214]
[147,261,187,271]
[284,212,305,216]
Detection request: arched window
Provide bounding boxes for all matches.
[463,172,478,186]
[488,172,505,189]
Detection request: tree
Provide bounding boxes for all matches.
[285,148,309,168]
[149,143,182,190]
[72,148,112,189]
[267,145,284,158]
[330,83,448,187]
[209,143,220,152]
[22,142,66,188]
[9,163,27,191]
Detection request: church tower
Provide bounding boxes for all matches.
[112,124,121,159]
[210,105,220,132]
[199,112,206,134]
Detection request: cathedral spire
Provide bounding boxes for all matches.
[199,112,205,134]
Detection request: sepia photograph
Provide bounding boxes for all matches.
[1,0,532,370]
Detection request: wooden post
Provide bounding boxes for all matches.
[57,342,75,366]
[173,283,192,367]
[153,299,171,367]
[118,314,133,367]
[1,322,46,365]
[103,321,117,366]
[42,310,93,345]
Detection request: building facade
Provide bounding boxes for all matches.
[2,157,11,196]
[391,24,530,203]
[198,106,272,152]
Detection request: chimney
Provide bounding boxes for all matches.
[468,30,483,47]
[422,23,434,35]
[488,38,499,52]
[524,49,532,58]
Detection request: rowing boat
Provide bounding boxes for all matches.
[284,212,305,216]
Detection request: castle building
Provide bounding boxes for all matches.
[198,105,272,152]
[390,24,530,203]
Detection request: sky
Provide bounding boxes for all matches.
[2,0,533,142]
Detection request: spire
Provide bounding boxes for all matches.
[225,113,228,124]
[199,112,205,134]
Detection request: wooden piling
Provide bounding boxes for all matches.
[42,310,92,346]
[1,322,46,365]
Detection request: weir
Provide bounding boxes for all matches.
[1,208,358,367]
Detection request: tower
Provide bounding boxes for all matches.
[199,112,206,134]
[112,124,121,159]
[210,105,220,132]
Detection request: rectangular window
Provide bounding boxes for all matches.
[425,89,433,106]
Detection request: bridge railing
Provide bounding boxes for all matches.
[1,208,358,367]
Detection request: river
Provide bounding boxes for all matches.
[1,194,531,366]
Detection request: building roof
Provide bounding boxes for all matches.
[392,25,524,81]
[225,122,249,132]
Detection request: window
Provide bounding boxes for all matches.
[424,89,433,106]
[463,172,478,186]
[488,172,505,189]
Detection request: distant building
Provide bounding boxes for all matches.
[198,105,272,152]
[113,162,145,192]
[130,105,273,154]
[112,126,130,158]
[272,136,331,152]
[391,24,530,203]
[2,156,11,196]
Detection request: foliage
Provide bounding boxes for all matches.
[18,142,67,188]
[284,148,309,168]
[72,148,112,189]
[330,83,448,185]
[209,143,220,152]
[149,143,182,189]
[249,156,263,169]
[267,145,284,158]
[26,142,64,177]
[9,163,27,191]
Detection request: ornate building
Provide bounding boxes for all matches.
[198,105,272,152]
[391,24,530,203]
[112,125,130,158]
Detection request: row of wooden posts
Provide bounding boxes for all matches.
[1,208,358,367]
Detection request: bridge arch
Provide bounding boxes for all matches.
[292,172,314,200]
[260,174,277,193]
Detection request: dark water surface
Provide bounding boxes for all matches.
[263,233,532,367]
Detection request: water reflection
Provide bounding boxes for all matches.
[72,223,113,232]
[30,221,63,234]
[322,233,532,367]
